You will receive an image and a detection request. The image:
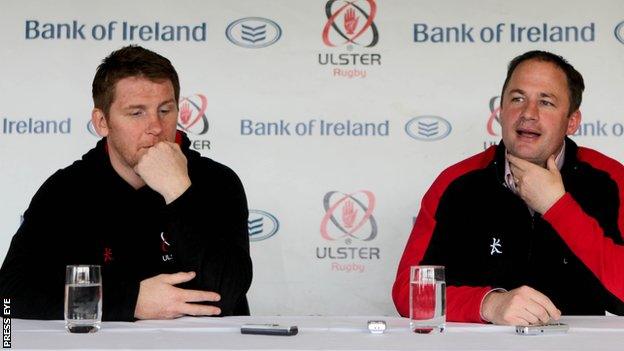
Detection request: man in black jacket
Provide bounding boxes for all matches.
[0,45,252,321]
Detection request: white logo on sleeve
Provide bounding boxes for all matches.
[490,237,502,255]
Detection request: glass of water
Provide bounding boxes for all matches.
[64,265,102,333]
[409,265,445,334]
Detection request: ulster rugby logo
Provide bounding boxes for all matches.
[487,96,502,136]
[320,190,377,242]
[177,94,209,135]
[322,0,379,47]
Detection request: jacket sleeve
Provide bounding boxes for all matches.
[0,172,143,322]
[0,173,68,319]
[163,165,252,316]
[544,192,624,304]
[392,175,492,323]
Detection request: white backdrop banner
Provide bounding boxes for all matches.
[1,0,624,316]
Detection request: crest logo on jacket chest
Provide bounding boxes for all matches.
[490,237,503,255]
[160,232,173,262]
[103,247,113,263]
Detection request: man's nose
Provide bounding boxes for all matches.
[146,112,163,135]
[521,100,539,121]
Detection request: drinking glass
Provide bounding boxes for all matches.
[409,265,445,333]
[64,265,102,333]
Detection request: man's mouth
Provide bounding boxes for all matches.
[516,128,541,139]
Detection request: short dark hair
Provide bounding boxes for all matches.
[92,45,180,116]
[501,50,584,116]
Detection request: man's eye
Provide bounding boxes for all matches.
[130,110,143,117]
[540,100,554,107]
[510,96,524,102]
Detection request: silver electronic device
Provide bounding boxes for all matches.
[515,323,569,335]
[367,320,387,334]
[240,323,298,336]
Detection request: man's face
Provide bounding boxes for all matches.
[500,59,581,166]
[96,76,178,171]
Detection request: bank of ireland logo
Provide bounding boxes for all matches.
[615,21,624,44]
[226,17,282,48]
[487,96,501,136]
[178,94,209,135]
[248,210,280,241]
[86,120,99,137]
[405,116,452,141]
[320,190,377,244]
[322,0,379,47]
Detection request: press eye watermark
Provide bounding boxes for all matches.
[3,299,11,348]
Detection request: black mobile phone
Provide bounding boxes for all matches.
[515,323,569,335]
[240,324,298,336]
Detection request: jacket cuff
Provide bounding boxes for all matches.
[479,288,508,323]
[103,281,141,322]
[165,184,196,214]
[543,192,575,225]
[447,286,494,323]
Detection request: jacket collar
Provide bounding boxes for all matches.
[493,136,579,186]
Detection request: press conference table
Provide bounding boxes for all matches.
[9,315,624,350]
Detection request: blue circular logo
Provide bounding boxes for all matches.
[226,17,282,48]
[615,21,624,45]
[405,116,452,141]
[248,210,280,241]
[86,120,100,137]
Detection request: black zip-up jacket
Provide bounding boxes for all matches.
[394,137,624,322]
[0,132,252,321]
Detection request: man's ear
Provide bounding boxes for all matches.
[566,110,582,135]
[91,108,109,137]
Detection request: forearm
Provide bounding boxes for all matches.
[544,193,624,301]
[0,275,64,320]
[196,250,252,315]
[165,184,252,315]
[0,221,65,320]
[447,286,492,323]
[393,274,491,323]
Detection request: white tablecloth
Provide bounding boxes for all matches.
[8,316,624,350]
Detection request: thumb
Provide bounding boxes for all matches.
[546,155,558,173]
[161,271,196,285]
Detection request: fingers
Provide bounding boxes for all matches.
[527,291,561,321]
[522,302,552,324]
[546,155,558,173]
[152,140,182,154]
[139,141,182,159]
[181,289,221,303]
[163,140,182,150]
[179,303,221,317]
[515,286,560,324]
[160,271,196,285]
[133,141,190,203]
[509,316,532,326]
[507,155,526,181]
[506,153,530,171]
[161,272,221,305]
[135,272,224,320]
[173,288,221,317]
[482,286,561,326]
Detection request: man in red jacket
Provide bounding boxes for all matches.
[393,50,624,325]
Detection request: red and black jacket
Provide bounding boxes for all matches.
[393,137,624,322]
